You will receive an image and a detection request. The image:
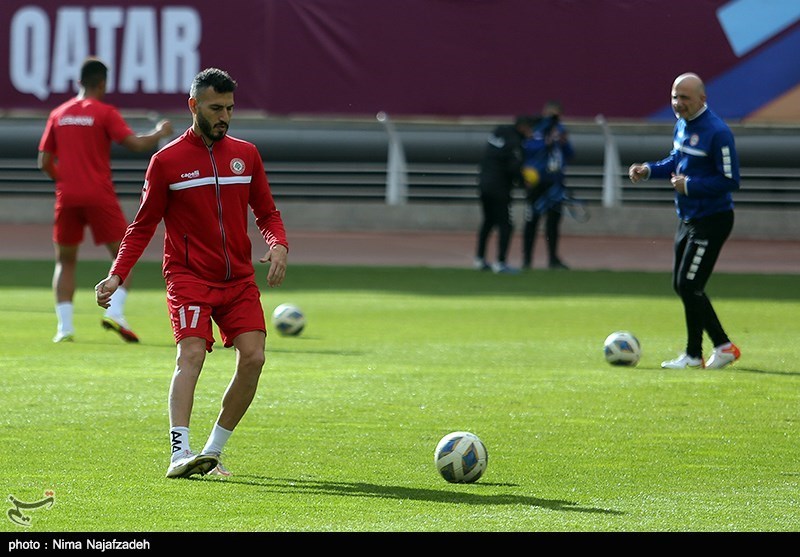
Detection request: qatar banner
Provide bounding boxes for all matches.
[2,0,799,121]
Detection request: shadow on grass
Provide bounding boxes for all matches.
[728,366,800,377]
[621,364,800,377]
[201,475,623,516]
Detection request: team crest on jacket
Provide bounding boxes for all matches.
[689,134,699,146]
[230,158,245,175]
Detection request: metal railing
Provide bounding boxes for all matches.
[2,157,799,209]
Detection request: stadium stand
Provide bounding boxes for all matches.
[1,115,799,239]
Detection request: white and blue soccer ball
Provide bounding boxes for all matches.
[603,331,641,366]
[434,431,488,483]
[271,303,306,336]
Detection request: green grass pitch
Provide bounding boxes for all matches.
[1,260,798,533]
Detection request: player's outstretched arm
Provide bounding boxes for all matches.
[121,119,174,153]
[95,274,122,309]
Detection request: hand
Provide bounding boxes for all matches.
[259,244,288,288]
[628,164,649,183]
[671,173,687,195]
[95,275,121,308]
[156,119,174,139]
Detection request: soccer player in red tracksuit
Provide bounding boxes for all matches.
[38,57,173,344]
[96,68,289,479]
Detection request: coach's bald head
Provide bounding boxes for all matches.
[671,72,707,120]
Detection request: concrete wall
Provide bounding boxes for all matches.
[2,194,798,243]
[276,201,800,241]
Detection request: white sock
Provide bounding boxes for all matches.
[201,423,233,456]
[170,426,191,461]
[55,302,73,334]
[106,286,128,319]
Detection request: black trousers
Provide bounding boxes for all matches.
[672,210,734,357]
[476,192,513,264]
[522,201,562,268]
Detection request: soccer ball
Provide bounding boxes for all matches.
[271,303,305,336]
[434,431,488,483]
[603,331,641,366]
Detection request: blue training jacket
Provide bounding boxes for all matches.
[646,106,740,221]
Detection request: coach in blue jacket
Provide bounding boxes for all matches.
[629,72,741,371]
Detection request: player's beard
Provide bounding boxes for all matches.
[197,111,228,142]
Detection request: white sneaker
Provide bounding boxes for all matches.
[661,353,704,369]
[208,461,232,477]
[705,343,741,370]
[53,331,75,343]
[166,451,218,479]
[203,451,232,477]
[473,257,491,271]
[491,262,519,274]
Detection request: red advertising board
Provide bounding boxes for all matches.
[2,0,798,121]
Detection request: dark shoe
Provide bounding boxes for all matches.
[102,316,140,343]
[549,260,569,270]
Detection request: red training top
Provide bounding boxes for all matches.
[111,127,288,285]
[38,97,133,208]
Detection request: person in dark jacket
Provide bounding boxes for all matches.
[474,115,535,273]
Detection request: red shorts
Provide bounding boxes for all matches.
[166,278,266,352]
[53,202,128,246]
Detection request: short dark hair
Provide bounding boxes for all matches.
[190,68,237,98]
[80,57,108,89]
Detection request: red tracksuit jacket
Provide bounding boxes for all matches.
[111,127,288,285]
